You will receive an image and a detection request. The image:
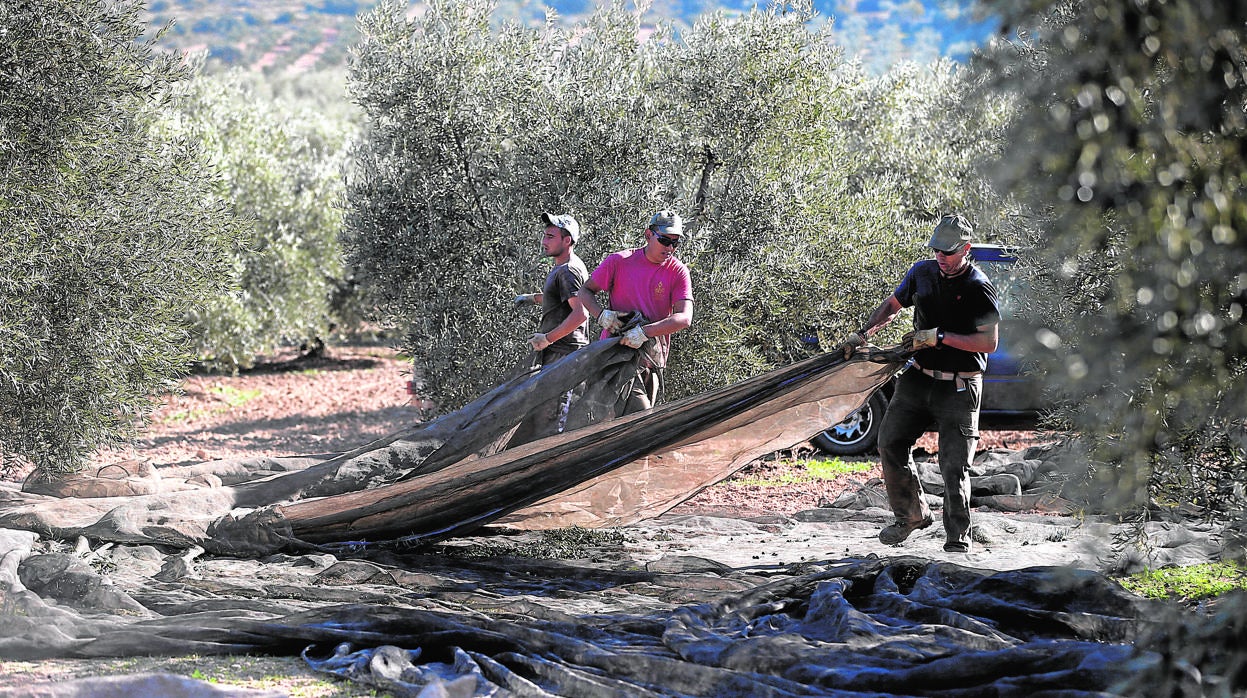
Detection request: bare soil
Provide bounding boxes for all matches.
[94,342,427,469]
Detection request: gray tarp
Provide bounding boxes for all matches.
[0,523,1211,696]
[0,339,904,555]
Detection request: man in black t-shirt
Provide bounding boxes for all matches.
[841,214,1000,553]
[508,212,590,444]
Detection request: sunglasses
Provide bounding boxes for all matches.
[652,231,680,248]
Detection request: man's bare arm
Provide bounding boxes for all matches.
[861,296,903,337]
[941,322,998,354]
[575,281,605,320]
[544,296,590,343]
[639,298,692,339]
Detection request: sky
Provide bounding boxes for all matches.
[816,0,998,70]
[536,0,999,69]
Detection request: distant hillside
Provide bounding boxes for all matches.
[143,0,367,75]
[141,0,994,76]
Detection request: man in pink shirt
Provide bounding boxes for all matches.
[576,210,694,415]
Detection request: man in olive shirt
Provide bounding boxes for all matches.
[510,212,590,442]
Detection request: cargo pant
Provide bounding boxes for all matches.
[615,338,664,417]
[876,368,981,548]
[616,365,662,416]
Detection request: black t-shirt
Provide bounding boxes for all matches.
[538,253,590,351]
[893,259,1000,373]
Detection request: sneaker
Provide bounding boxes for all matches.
[878,516,933,545]
[943,541,970,553]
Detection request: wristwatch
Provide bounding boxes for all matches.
[936,329,945,346]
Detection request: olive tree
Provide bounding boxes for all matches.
[0,0,245,475]
[345,0,677,409]
[662,53,1023,397]
[157,70,359,368]
[345,0,1012,411]
[979,0,1247,510]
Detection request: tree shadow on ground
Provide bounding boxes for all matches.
[190,341,394,377]
[139,404,423,466]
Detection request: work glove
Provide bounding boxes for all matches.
[528,332,552,351]
[599,309,624,334]
[513,293,539,308]
[838,331,866,360]
[620,325,649,349]
[903,328,940,352]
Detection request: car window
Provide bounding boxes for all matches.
[977,259,1024,318]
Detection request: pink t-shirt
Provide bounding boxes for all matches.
[590,247,693,366]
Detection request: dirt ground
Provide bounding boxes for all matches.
[0,342,1058,697]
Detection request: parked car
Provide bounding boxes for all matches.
[812,244,1043,456]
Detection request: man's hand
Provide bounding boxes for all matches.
[620,325,648,348]
[528,333,552,351]
[599,309,624,334]
[903,328,940,351]
[838,332,866,360]
[513,293,539,308]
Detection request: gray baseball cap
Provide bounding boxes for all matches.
[648,210,683,237]
[927,213,973,252]
[542,212,580,243]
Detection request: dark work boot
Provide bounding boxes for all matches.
[878,516,934,545]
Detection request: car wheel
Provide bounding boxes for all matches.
[811,392,888,456]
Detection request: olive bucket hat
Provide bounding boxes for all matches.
[927,213,973,253]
